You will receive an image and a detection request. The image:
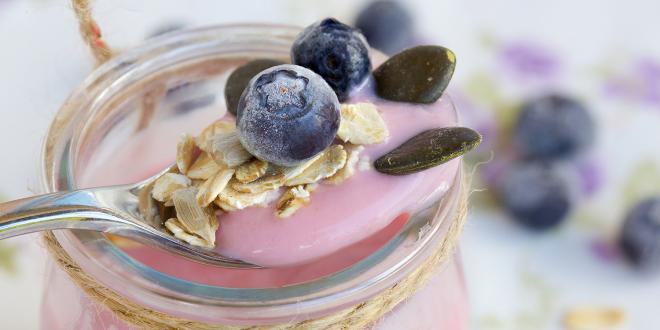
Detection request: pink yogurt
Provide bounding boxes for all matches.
[43,34,468,329]
[82,85,459,281]
[63,82,468,330]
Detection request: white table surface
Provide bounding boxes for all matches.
[1,0,659,329]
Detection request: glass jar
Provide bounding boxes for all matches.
[38,24,468,329]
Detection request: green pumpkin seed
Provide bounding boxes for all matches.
[374,127,481,175]
[373,45,456,104]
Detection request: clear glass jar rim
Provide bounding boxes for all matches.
[39,23,463,324]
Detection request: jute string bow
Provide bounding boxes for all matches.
[41,1,471,329]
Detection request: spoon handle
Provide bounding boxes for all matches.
[0,188,130,239]
[0,185,262,268]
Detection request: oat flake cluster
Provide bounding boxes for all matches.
[148,102,389,248]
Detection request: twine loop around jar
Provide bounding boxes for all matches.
[43,190,467,329]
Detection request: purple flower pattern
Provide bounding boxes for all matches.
[497,41,561,81]
[603,58,660,107]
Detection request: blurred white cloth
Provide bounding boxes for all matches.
[0,0,659,329]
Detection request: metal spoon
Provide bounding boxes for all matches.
[0,165,259,268]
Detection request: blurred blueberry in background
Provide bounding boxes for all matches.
[514,94,595,161]
[497,161,573,231]
[477,91,597,231]
[354,0,414,55]
[619,197,660,272]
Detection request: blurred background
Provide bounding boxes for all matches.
[0,0,659,329]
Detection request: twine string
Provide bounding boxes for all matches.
[42,189,467,329]
[72,0,113,64]
[72,0,160,130]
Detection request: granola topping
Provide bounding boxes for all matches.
[195,121,234,150]
[235,159,269,183]
[231,172,284,194]
[171,187,218,245]
[206,130,253,168]
[165,218,214,248]
[151,102,388,248]
[284,145,347,186]
[326,144,364,184]
[152,173,191,204]
[196,169,235,207]
[187,152,222,180]
[337,103,389,145]
[176,134,196,175]
[215,184,270,211]
[276,185,313,218]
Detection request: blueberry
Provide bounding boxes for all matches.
[236,64,340,166]
[355,1,414,55]
[497,161,572,230]
[514,94,595,160]
[225,59,285,115]
[291,18,371,101]
[619,197,660,271]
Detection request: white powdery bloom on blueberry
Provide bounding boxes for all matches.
[254,72,307,110]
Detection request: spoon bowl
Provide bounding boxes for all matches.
[0,164,260,268]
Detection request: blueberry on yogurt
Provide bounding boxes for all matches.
[236,64,340,167]
[291,18,371,101]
